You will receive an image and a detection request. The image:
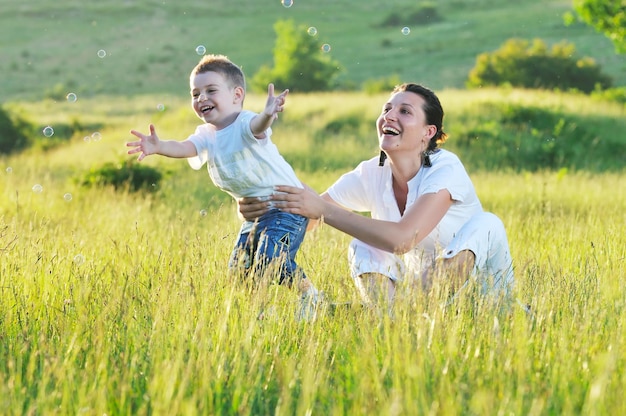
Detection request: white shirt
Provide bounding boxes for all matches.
[326,149,483,268]
[187,110,302,199]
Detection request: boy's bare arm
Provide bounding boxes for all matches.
[127,124,197,160]
[250,83,289,137]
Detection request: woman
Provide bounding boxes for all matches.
[239,83,514,307]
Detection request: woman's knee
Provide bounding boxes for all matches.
[443,249,475,274]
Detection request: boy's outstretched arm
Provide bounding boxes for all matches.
[250,83,289,138]
[127,124,197,161]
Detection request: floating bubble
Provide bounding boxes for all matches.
[91,132,102,141]
[321,43,331,53]
[195,45,206,55]
[66,92,77,102]
[307,27,317,36]
[401,26,411,35]
[157,103,165,111]
[282,0,293,7]
[73,254,85,265]
[200,209,208,217]
[64,193,73,201]
[32,184,43,193]
[6,167,12,174]
[84,136,91,142]
[97,49,107,58]
[43,126,54,137]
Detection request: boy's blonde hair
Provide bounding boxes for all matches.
[191,54,246,90]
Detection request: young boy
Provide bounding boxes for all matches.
[126,54,319,320]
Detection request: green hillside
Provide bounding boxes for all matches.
[1,0,623,102]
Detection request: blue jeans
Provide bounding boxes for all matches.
[228,209,309,285]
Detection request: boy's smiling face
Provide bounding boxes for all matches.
[190,71,244,130]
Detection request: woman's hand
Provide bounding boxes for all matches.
[237,196,271,221]
[271,185,326,219]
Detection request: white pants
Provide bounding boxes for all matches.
[348,212,514,296]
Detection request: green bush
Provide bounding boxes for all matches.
[79,159,163,192]
[0,104,103,154]
[44,82,78,101]
[591,86,626,105]
[250,20,343,93]
[379,3,442,27]
[32,118,92,151]
[467,38,612,93]
[0,106,33,154]
[448,102,624,172]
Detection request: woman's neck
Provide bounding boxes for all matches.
[388,156,422,184]
[388,156,422,216]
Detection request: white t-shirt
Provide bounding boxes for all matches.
[187,110,302,199]
[326,149,483,270]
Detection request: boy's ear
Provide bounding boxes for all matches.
[233,86,245,104]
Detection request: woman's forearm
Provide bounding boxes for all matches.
[320,202,422,254]
[271,185,450,254]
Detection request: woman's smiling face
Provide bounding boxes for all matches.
[377,90,432,156]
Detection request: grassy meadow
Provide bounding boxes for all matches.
[1,89,626,415]
[2,0,626,414]
[1,0,624,102]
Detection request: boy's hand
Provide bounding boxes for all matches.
[263,83,289,120]
[127,124,160,161]
[250,84,289,137]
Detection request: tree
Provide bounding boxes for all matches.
[250,20,343,93]
[573,0,626,53]
[467,38,612,93]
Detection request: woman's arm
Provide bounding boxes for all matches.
[236,181,333,221]
[237,196,272,221]
[237,190,340,232]
[272,185,453,254]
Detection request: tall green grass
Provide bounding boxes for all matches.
[1,90,625,414]
[1,168,625,414]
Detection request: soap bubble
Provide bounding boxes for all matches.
[73,254,85,265]
[195,45,206,55]
[97,49,107,58]
[307,27,317,36]
[6,167,12,174]
[32,184,43,193]
[321,44,331,53]
[66,92,77,102]
[91,132,102,141]
[157,103,165,111]
[200,209,208,217]
[282,0,293,7]
[64,193,73,201]
[401,26,411,35]
[43,126,54,137]
[84,136,91,142]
